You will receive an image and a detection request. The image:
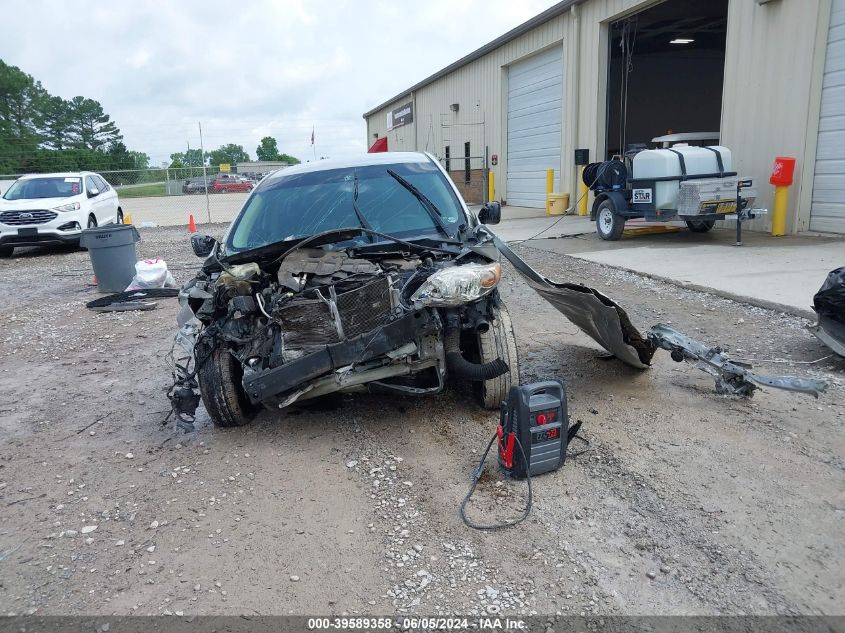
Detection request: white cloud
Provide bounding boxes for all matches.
[1,0,555,164]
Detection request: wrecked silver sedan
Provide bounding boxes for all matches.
[171,153,518,428]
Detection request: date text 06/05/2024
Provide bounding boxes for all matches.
[306,617,527,630]
[308,616,527,631]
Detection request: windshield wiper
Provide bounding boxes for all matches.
[386,169,453,239]
[352,171,374,243]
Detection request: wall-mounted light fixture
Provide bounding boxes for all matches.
[450,103,460,113]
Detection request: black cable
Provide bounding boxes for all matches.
[507,169,601,246]
[460,432,533,531]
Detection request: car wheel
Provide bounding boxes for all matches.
[686,219,715,233]
[197,346,259,428]
[475,304,520,410]
[87,214,97,229]
[221,188,228,194]
[116,208,124,225]
[596,200,625,241]
[0,245,13,258]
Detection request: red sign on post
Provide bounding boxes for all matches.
[770,156,796,187]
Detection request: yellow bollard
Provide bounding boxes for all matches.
[578,165,589,216]
[545,168,554,215]
[771,186,788,237]
[488,170,495,203]
[769,156,795,237]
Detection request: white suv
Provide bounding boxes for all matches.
[0,172,123,257]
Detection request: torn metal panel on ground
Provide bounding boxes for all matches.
[493,235,655,369]
[491,229,829,398]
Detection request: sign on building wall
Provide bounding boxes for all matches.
[387,102,414,130]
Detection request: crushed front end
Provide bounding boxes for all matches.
[169,231,513,428]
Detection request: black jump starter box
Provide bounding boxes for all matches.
[497,380,569,479]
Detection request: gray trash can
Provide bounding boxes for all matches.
[80,225,141,293]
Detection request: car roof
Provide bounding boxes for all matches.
[18,171,97,180]
[263,152,436,184]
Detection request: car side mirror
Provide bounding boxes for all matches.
[87,188,100,198]
[191,234,217,258]
[478,201,501,225]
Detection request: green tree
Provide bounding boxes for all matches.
[169,148,204,167]
[0,60,45,172]
[206,143,249,167]
[39,95,72,150]
[0,58,151,175]
[64,96,122,151]
[256,136,281,161]
[129,150,150,170]
[278,152,300,165]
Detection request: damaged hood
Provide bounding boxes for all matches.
[492,235,655,369]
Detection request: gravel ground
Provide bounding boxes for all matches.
[0,226,842,617]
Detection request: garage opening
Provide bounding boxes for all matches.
[605,0,728,158]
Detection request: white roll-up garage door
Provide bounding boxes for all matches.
[506,46,563,208]
[811,0,845,234]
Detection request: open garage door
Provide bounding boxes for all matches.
[506,46,563,208]
[810,0,845,234]
[606,0,728,158]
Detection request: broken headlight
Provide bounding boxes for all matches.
[411,262,501,307]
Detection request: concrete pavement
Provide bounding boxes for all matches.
[492,211,843,319]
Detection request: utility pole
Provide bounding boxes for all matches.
[199,122,211,223]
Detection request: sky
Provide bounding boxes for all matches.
[2,0,556,167]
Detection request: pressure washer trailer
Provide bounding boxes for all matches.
[497,380,569,479]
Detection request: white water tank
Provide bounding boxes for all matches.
[632,146,732,210]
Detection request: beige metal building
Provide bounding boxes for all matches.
[363,0,844,235]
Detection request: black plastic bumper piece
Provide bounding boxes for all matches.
[241,310,437,403]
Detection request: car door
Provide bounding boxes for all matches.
[94,175,118,223]
[85,175,108,225]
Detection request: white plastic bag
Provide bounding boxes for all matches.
[126,257,177,290]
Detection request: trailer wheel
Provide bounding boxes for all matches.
[596,200,625,241]
[197,347,259,428]
[685,219,715,233]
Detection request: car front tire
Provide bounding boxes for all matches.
[0,245,13,258]
[197,347,259,428]
[475,304,520,410]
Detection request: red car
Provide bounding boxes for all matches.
[210,178,253,193]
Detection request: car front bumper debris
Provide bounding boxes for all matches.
[648,323,829,397]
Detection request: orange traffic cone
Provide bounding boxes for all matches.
[188,214,197,234]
